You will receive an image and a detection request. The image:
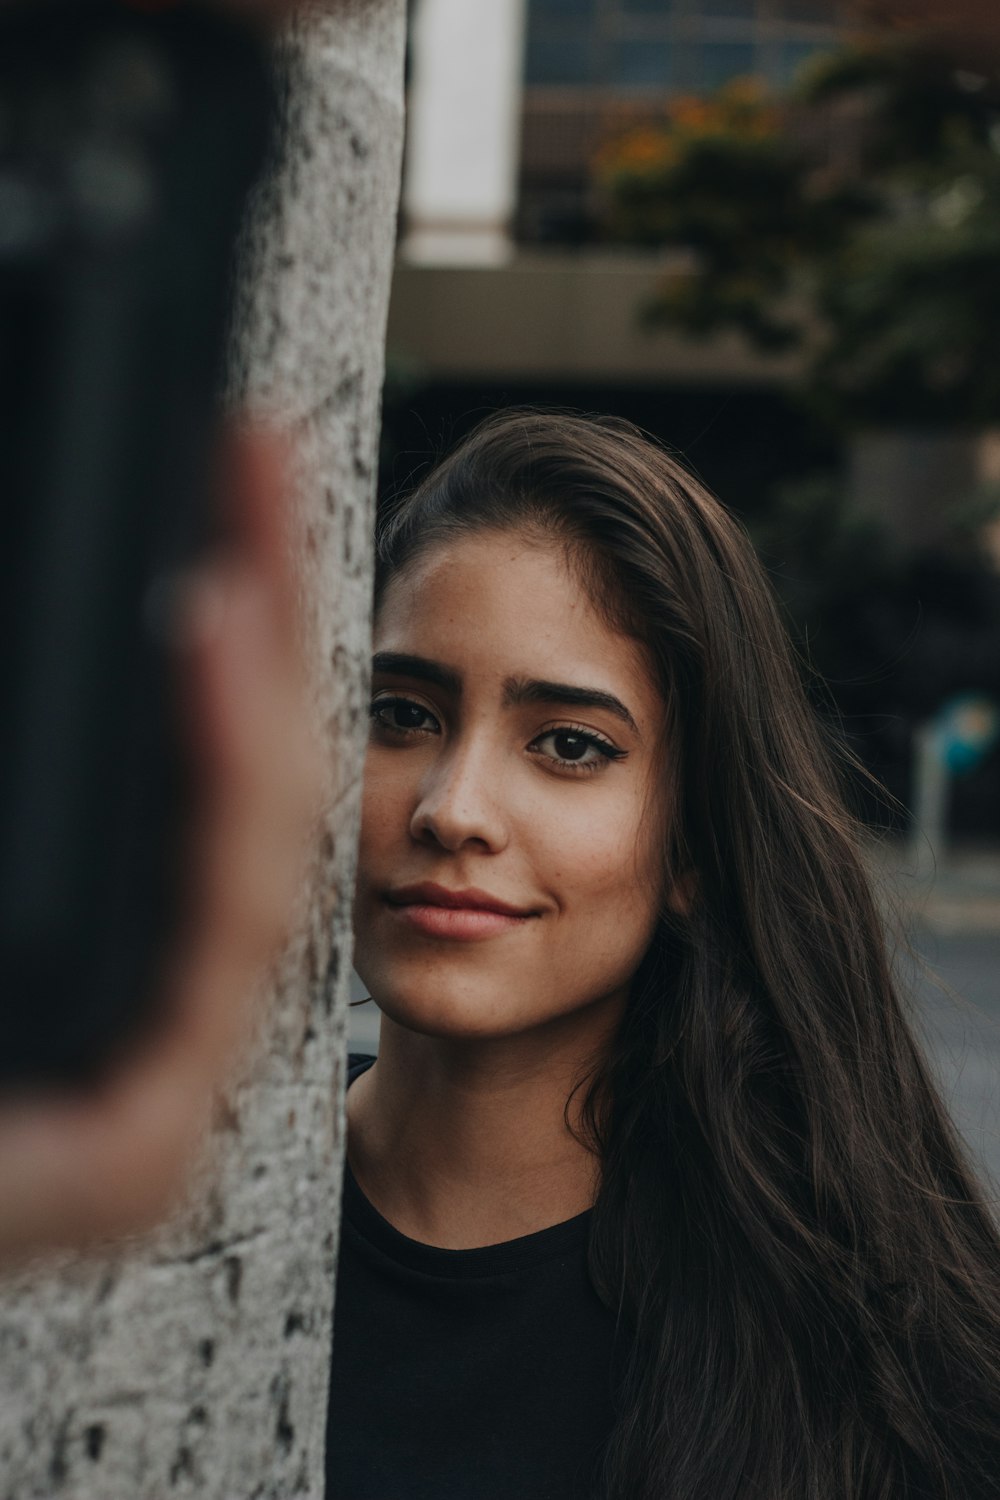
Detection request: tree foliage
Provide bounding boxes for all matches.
[595,44,1000,427]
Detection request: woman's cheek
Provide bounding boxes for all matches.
[362,749,415,829]
[572,803,647,890]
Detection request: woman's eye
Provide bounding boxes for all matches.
[531,728,623,771]
[369,696,439,736]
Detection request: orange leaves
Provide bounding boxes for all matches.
[592,80,782,188]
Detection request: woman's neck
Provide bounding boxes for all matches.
[346,1010,619,1250]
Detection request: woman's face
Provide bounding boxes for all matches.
[353,531,669,1045]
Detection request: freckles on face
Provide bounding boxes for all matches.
[352,532,669,1043]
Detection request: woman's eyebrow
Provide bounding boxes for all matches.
[503,677,639,734]
[371,651,461,694]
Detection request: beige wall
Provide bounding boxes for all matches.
[387,251,804,385]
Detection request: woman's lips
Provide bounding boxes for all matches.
[387,903,531,940]
[383,883,537,941]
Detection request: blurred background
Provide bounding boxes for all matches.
[351,0,1000,1191]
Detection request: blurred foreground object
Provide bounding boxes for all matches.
[0,424,322,1258]
[0,0,323,1249]
[0,0,275,1087]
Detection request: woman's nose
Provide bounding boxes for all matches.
[409,738,509,854]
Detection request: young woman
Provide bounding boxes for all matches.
[326,410,1000,1500]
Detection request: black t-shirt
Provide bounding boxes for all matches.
[326,1056,621,1500]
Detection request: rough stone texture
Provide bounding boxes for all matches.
[0,4,406,1496]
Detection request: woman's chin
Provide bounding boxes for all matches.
[367,980,535,1044]
[376,1003,514,1043]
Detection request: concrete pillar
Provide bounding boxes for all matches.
[403,0,528,265]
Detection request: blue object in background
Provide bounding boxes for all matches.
[935,695,1000,775]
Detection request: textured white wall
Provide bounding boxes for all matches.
[0,4,405,1496]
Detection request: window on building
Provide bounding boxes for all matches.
[615,38,674,89]
[525,34,598,87]
[531,0,598,14]
[778,0,838,19]
[699,0,758,19]
[523,0,844,95]
[698,40,758,89]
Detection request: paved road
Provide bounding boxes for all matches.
[907,928,1000,1193]
[348,928,1000,1196]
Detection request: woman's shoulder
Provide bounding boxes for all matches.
[347,1052,376,1084]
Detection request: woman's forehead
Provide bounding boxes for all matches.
[374,534,663,727]
[379,533,597,642]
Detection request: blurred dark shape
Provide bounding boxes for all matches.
[752,470,1000,831]
[0,2,272,1087]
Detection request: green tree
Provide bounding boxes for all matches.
[595,44,1000,428]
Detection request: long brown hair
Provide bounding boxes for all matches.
[375,409,1000,1499]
